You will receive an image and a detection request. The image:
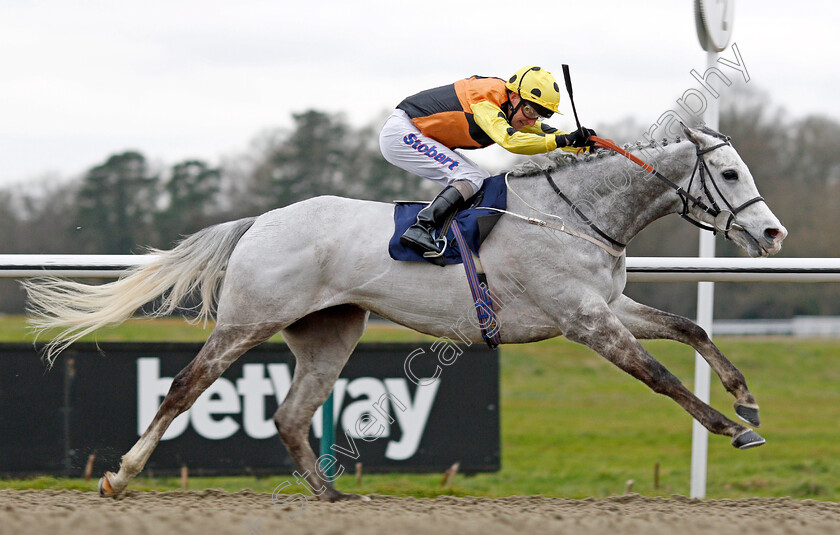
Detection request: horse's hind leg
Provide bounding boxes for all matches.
[611,294,760,427]
[98,322,282,497]
[564,297,763,449]
[273,304,369,502]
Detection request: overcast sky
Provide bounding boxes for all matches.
[1,0,838,188]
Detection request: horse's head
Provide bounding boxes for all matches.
[680,124,787,257]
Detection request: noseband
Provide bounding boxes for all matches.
[678,139,766,239]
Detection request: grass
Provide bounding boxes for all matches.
[1,314,839,500]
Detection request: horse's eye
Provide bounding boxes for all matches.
[722,169,739,181]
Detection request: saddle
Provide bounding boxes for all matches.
[388,174,508,265]
[389,174,507,349]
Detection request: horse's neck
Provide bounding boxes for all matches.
[511,144,693,247]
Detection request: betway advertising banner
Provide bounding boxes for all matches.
[0,342,499,476]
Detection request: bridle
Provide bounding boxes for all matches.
[502,137,768,258]
[589,136,767,241]
[674,138,766,238]
[555,64,766,243]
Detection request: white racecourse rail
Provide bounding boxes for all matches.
[3,254,839,498]
[1,254,840,281]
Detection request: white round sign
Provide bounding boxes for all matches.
[695,0,735,52]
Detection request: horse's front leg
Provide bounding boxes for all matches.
[611,294,760,427]
[562,296,764,449]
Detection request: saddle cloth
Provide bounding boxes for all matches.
[388,174,508,265]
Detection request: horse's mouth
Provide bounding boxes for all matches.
[732,228,771,258]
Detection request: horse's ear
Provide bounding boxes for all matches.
[680,122,701,146]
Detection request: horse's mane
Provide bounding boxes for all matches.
[508,122,736,178]
[508,136,689,177]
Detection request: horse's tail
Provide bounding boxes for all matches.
[24,217,258,367]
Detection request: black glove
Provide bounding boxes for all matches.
[556,127,597,149]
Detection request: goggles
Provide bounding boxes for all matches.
[521,101,553,120]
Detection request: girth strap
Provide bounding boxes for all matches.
[451,221,501,349]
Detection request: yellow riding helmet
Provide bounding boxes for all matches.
[505,66,562,115]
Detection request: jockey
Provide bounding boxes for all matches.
[379,65,597,261]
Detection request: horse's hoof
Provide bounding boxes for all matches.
[732,429,766,450]
[734,403,761,427]
[98,472,117,497]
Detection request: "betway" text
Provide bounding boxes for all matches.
[137,358,439,461]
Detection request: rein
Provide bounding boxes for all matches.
[498,135,766,257]
[541,170,627,249]
[557,64,765,242]
[478,174,624,257]
[590,136,766,239]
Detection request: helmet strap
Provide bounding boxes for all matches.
[509,66,539,122]
[507,91,523,122]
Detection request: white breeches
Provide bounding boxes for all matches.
[379,109,489,196]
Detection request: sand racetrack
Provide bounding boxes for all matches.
[1,489,839,535]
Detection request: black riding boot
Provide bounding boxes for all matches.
[400,185,464,265]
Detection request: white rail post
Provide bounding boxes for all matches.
[690,48,720,501]
[691,0,735,499]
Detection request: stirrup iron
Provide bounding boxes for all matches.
[422,235,447,258]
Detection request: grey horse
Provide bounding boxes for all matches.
[24,124,787,500]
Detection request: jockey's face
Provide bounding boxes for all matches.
[509,93,538,131]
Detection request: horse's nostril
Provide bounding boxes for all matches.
[765,228,781,241]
